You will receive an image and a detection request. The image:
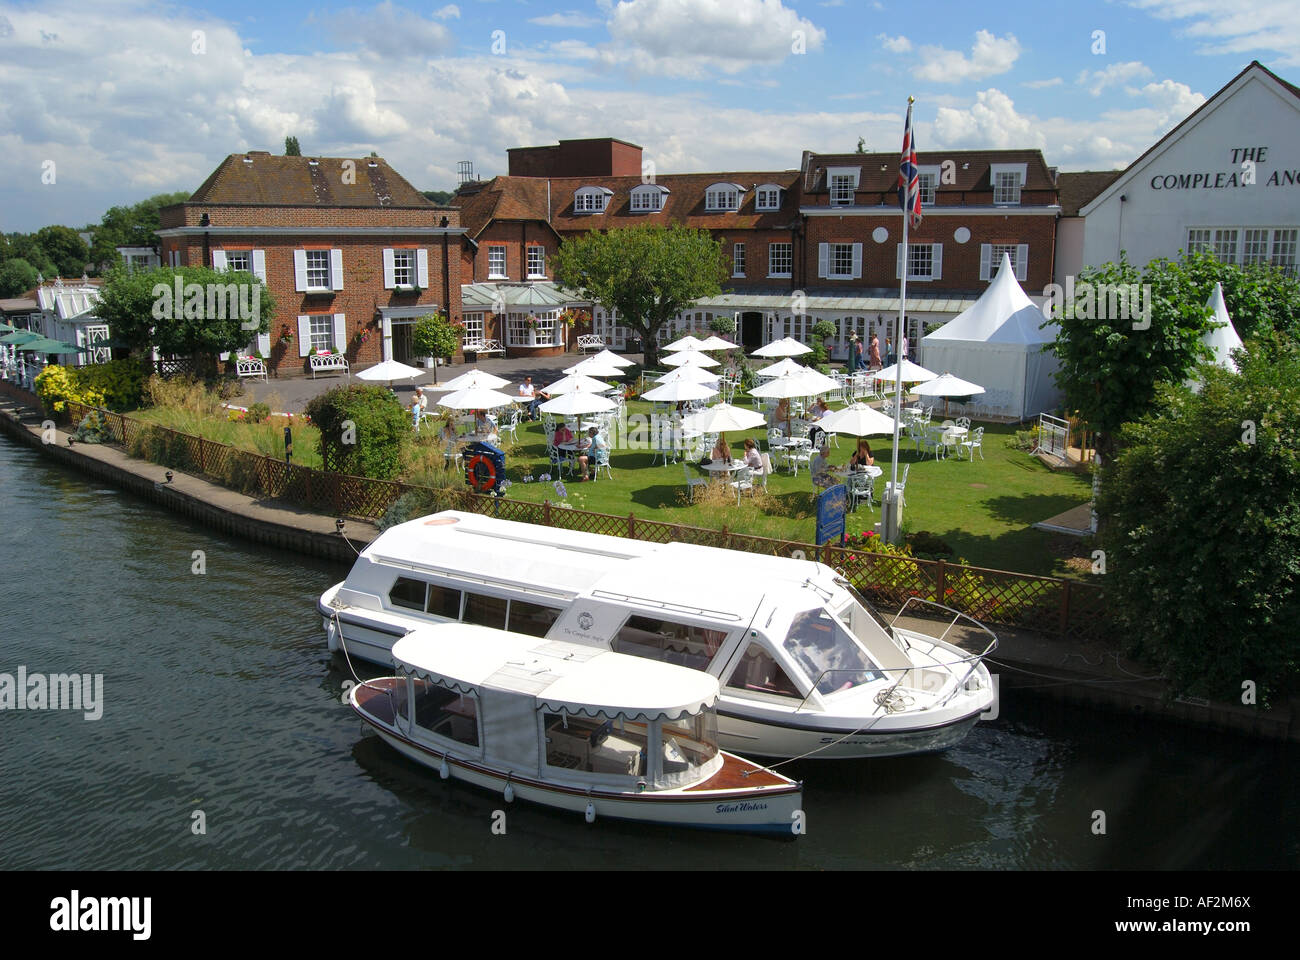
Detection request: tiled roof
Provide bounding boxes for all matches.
[802,149,1057,194]
[0,298,39,313]
[1056,171,1123,216]
[452,178,553,238]
[189,153,436,207]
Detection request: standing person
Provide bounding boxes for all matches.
[869,333,882,370]
[884,337,895,367]
[414,386,428,420]
[847,334,860,372]
[901,332,909,361]
[853,335,865,373]
[409,395,422,433]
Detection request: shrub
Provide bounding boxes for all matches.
[247,402,271,424]
[378,486,473,530]
[707,314,737,335]
[809,319,837,366]
[35,357,147,414]
[72,410,115,444]
[127,423,197,471]
[907,530,956,560]
[219,449,266,494]
[303,383,411,480]
[1010,426,1040,451]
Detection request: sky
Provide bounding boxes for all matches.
[1,0,1297,233]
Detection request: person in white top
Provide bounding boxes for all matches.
[518,377,535,398]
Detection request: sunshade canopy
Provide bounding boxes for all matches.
[751,336,812,358]
[815,403,899,437]
[872,359,937,384]
[641,380,718,403]
[356,359,424,382]
[538,388,617,415]
[681,403,766,433]
[542,373,615,395]
[912,372,985,398]
[440,369,511,391]
[662,351,720,368]
[656,366,719,385]
[436,386,517,410]
[663,334,707,352]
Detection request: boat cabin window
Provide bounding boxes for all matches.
[409,679,479,747]
[725,642,802,699]
[388,577,462,619]
[508,599,561,638]
[783,607,887,695]
[463,592,508,629]
[542,712,647,777]
[660,713,720,772]
[611,615,729,671]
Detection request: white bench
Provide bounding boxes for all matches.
[578,334,607,354]
[309,354,350,379]
[236,357,268,382]
[462,338,505,357]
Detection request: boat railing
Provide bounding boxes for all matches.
[886,597,998,706]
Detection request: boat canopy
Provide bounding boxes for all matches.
[392,624,720,722]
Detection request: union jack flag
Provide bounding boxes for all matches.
[898,100,922,228]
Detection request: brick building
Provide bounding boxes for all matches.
[157,152,466,372]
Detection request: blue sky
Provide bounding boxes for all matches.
[1,0,1297,232]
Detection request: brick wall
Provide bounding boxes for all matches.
[468,222,560,283]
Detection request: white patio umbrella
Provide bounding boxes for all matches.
[663,334,707,352]
[564,356,626,378]
[682,402,765,433]
[656,365,720,385]
[750,367,840,430]
[662,350,720,368]
[436,386,517,411]
[816,403,899,437]
[590,348,636,368]
[697,335,739,351]
[355,359,424,386]
[872,358,937,384]
[756,356,807,378]
[641,380,718,403]
[543,373,616,395]
[752,336,812,358]
[439,368,511,391]
[538,386,617,416]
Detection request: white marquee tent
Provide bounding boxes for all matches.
[920,253,1062,420]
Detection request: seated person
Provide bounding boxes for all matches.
[527,384,552,419]
[474,410,493,436]
[809,398,831,421]
[810,444,837,488]
[711,432,732,463]
[768,398,790,428]
[576,427,607,482]
[518,377,536,418]
[552,422,575,447]
[849,439,875,469]
[742,437,763,472]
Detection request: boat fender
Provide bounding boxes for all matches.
[584,801,596,824]
[504,774,515,804]
[439,755,450,780]
[326,620,339,653]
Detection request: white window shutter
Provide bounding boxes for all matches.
[297,315,311,357]
[382,249,396,289]
[256,333,271,355]
[1016,244,1029,281]
[381,316,393,361]
[416,249,429,288]
[251,250,266,282]
[211,250,227,271]
[332,313,347,352]
[294,250,307,291]
[932,244,943,280]
[979,244,992,281]
[330,249,344,290]
[851,243,863,279]
[896,244,905,280]
[818,243,829,278]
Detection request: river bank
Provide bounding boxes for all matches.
[2,385,1294,743]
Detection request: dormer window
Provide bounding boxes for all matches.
[574,186,613,214]
[630,183,669,213]
[826,166,861,206]
[990,163,1026,205]
[916,166,940,206]
[755,184,783,211]
[705,182,745,212]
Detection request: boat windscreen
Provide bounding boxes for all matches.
[833,578,895,635]
[783,607,888,696]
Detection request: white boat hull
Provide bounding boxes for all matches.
[717,710,983,760]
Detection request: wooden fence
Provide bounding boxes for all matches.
[64,401,1108,641]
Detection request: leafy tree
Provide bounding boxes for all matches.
[1048,251,1300,460]
[304,384,411,479]
[1097,346,1300,704]
[285,135,302,156]
[7,234,56,277]
[809,318,837,366]
[34,225,90,277]
[551,224,728,367]
[411,312,459,360]
[421,189,454,205]
[94,264,273,359]
[0,258,39,298]
[855,137,867,154]
[90,192,192,269]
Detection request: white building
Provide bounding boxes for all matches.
[1067,61,1300,278]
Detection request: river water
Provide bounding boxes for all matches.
[1,434,1295,870]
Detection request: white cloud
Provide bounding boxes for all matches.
[529,11,603,28]
[434,4,460,19]
[324,1,456,59]
[1127,0,1300,67]
[1023,77,1063,89]
[916,30,1020,83]
[1076,61,1153,96]
[877,34,911,53]
[601,0,826,76]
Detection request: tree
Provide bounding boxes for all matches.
[94,264,273,359]
[285,136,302,156]
[551,224,728,367]
[1048,251,1300,460]
[0,258,39,298]
[1096,346,1300,704]
[304,384,411,479]
[7,234,56,278]
[34,225,90,277]
[90,192,192,269]
[421,189,454,205]
[856,137,867,154]
[411,312,459,361]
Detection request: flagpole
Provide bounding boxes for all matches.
[887,96,914,544]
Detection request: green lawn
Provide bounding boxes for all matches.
[488,399,1095,577]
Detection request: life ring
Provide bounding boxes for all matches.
[466,453,497,492]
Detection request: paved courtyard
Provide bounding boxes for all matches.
[236,352,648,413]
